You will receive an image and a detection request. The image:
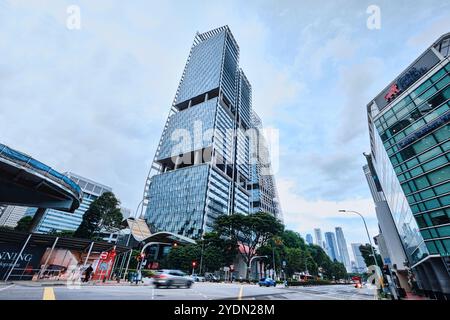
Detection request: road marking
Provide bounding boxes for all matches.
[0,284,15,291]
[238,285,243,300]
[43,287,55,300]
[151,287,155,300]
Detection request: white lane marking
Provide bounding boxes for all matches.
[291,288,346,300]
[0,284,15,291]
[151,287,155,300]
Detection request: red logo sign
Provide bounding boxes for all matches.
[99,251,108,260]
[384,84,401,102]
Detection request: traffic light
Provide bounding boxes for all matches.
[136,253,145,261]
[192,261,197,268]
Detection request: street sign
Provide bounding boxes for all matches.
[282,260,286,267]
[99,262,108,271]
[100,251,108,260]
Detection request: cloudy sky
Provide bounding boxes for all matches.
[1,0,450,261]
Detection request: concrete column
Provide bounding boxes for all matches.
[28,207,47,233]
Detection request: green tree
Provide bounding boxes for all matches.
[331,261,348,280]
[162,244,201,273]
[200,232,237,272]
[15,216,33,232]
[213,212,284,279]
[359,244,383,269]
[47,229,75,237]
[74,192,123,239]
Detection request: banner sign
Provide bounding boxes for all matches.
[0,243,46,280]
[374,49,441,111]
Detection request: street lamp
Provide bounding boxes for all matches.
[338,210,380,270]
[126,198,145,247]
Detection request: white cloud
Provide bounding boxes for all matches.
[277,177,379,247]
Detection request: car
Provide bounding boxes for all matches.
[190,274,206,282]
[205,273,220,282]
[258,277,276,287]
[152,269,194,288]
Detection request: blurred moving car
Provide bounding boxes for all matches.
[205,273,220,282]
[152,269,194,288]
[190,274,206,282]
[258,277,276,287]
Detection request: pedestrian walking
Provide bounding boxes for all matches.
[84,265,94,283]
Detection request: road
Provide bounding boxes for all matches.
[0,282,376,300]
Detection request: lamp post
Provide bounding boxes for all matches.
[126,198,145,247]
[338,210,380,270]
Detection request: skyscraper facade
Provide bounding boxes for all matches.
[366,33,450,298]
[143,26,281,239]
[335,227,351,272]
[363,156,411,290]
[313,228,323,248]
[324,232,340,262]
[0,205,27,228]
[351,243,368,273]
[248,112,282,220]
[34,172,112,233]
[305,233,313,245]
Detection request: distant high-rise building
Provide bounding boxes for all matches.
[335,227,351,272]
[305,233,313,245]
[0,205,27,228]
[324,232,340,262]
[34,172,112,233]
[314,228,323,248]
[142,26,281,238]
[351,243,368,273]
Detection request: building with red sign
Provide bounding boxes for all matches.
[365,33,450,300]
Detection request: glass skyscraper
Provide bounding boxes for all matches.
[351,243,368,273]
[313,228,323,248]
[335,227,352,272]
[32,172,112,233]
[366,33,450,298]
[143,26,281,239]
[324,232,340,262]
[305,233,313,245]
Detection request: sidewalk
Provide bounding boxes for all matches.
[8,280,147,287]
[402,292,430,300]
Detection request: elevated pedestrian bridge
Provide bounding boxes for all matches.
[0,143,82,212]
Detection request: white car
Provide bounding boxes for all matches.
[152,269,194,288]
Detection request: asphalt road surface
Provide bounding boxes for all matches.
[0,282,376,300]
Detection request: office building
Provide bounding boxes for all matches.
[324,232,340,262]
[366,33,450,298]
[363,157,411,290]
[34,172,112,233]
[0,205,27,228]
[248,112,282,220]
[335,227,352,272]
[305,233,313,245]
[143,26,280,238]
[314,228,323,248]
[351,243,368,273]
